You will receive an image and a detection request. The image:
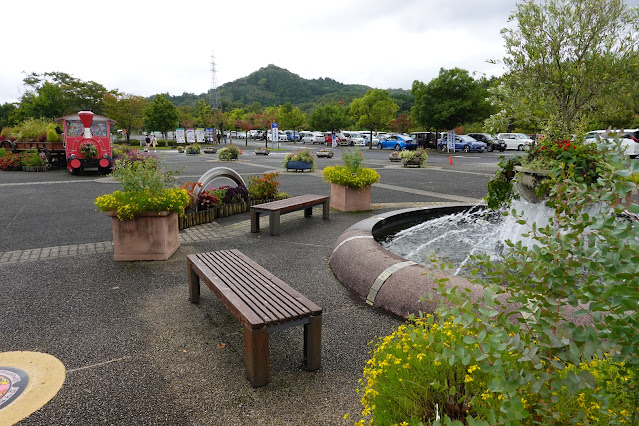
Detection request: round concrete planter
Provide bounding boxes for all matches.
[329,183,371,212]
[106,211,180,261]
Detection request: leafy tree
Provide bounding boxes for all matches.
[0,102,17,128]
[388,112,412,134]
[494,0,639,139]
[278,102,307,138]
[17,72,108,118]
[103,93,148,143]
[308,103,351,133]
[177,106,196,128]
[194,99,216,128]
[144,94,178,140]
[350,89,399,149]
[411,68,493,132]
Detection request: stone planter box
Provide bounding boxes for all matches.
[389,152,401,162]
[106,211,180,261]
[330,183,372,212]
[203,148,217,154]
[514,166,552,203]
[403,157,423,168]
[255,148,269,155]
[316,150,334,158]
[286,160,313,172]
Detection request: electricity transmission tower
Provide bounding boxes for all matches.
[209,52,221,110]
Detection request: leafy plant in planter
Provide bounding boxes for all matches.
[399,148,427,167]
[218,144,242,161]
[79,142,98,158]
[283,148,315,171]
[95,153,188,220]
[322,149,380,190]
[185,144,201,155]
[247,172,282,201]
[20,150,47,168]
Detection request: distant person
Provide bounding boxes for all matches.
[144,134,151,151]
[151,135,157,151]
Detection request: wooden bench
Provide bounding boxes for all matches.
[250,194,330,236]
[187,249,322,387]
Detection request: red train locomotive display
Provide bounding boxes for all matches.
[1,110,114,175]
[59,111,114,175]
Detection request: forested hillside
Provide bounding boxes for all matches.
[164,65,411,112]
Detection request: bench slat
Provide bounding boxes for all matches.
[202,252,308,323]
[215,252,312,316]
[192,250,321,329]
[188,255,265,327]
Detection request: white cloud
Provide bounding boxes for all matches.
[0,0,528,104]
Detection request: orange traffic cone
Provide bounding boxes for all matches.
[449,155,453,165]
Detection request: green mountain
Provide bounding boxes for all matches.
[164,64,413,112]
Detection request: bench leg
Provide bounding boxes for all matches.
[244,325,269,387]
[250,209,260,233]
[188,263,200,304]
[304,206,313,217]
[269,211,281,236]
[303,315,322,371]
[322,199,330,219]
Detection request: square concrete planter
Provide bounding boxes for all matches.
[330,183,372,212]
[107,211,180,261]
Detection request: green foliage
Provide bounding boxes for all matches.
[144,94,178,136]
[308,103,351,132]
[79,142,98,159]
[350,89,399,139]
[494,0,639,139]
[11,118,51,141]
[19,150,46,167]
[95,153,187,220]
[412,68,493,131]
[484,157,519,210]
[218,144,242,161]
[247,172,281,201]
[185,144,201,154]
[103,93,148,142]
[434,148,639,423]
[399,148,428,167]
[46,123,60,142]
[356,315,637,425]
[322,150,380,189]
[283,148,315,170]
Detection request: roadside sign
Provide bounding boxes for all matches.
[272,122,279,148]
[447,130,456,151]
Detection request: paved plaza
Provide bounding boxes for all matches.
[0,146,499,424]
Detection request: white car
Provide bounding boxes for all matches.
[267,131,289,142]
[496,133,534,150]
[586,129,639,158]
[301,132,325,144]
[343,131,365,146]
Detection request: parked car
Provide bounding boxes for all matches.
[409,132,438,149]
[376,134,418,150]
[586,129,639,158]
[496,133,534,150]
[343,131,365,146]
[283,130,300,141]
[301,132,325,144]
[467,133,506,152]
[362,132,380,146]
[267,131,289,142]
[438,135,487,152]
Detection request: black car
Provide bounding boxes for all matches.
[467,133,507,152]
[409,132,439,149]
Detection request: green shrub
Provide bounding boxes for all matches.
[20,150,46,167]
[355,315,637,425]
[218,144,242,161]
[283,148,315,170]
[46,123,61,142]
[13,118,51,141]
[248,172,281,200]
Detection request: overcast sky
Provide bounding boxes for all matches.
[2,0,531,104]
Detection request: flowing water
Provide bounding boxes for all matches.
[380,199,555,276]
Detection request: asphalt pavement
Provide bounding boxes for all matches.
[0,142,501,425]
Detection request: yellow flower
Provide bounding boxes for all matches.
[464,374,473,383]
[434,361,441,366]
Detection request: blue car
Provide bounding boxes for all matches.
[438,135,487,153]
[376,134,418,150]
